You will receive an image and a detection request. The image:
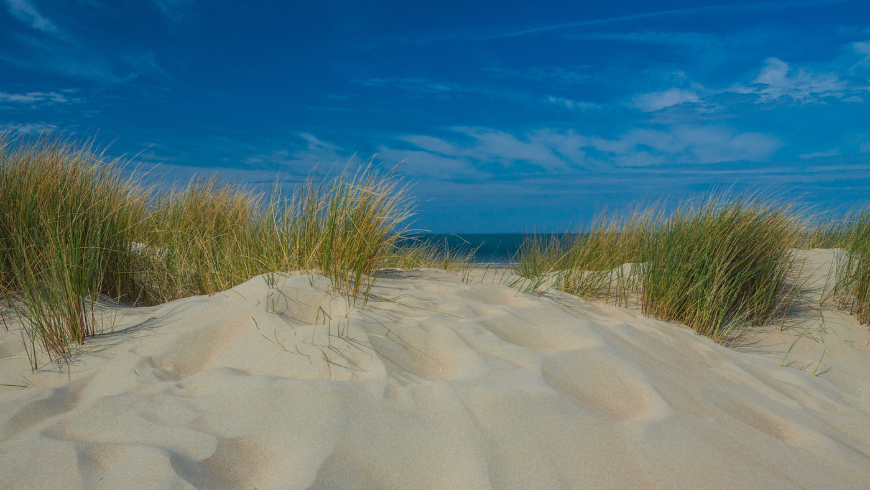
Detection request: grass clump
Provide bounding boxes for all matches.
[517,195,804,343]
[0,134,146,366]
[386,236,477,271]
[0,133,414,368]
[516,210,655,301]
[638,196,803,342]
[827,208,870,324]
[287,168,414,298]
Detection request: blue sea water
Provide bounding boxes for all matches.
[403,234,532,265]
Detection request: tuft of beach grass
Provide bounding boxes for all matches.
[516,194,806,344]
[0,133,420,368]
[826,207,870,324]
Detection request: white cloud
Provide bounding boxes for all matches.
[395,125,781,173]
[800,149,840,159]
[851,41,870,75]
[552,125,780,166]
[374,147,487,179]
[454,127,570,169]
[1,122,57,134]
[243,132,351,172]
[632,87,700,112]
[635,53,866,113]
[733,57,848,102]
[547,96,599,110]
[0,91,69,104]
[2,0,62,36]
[240,124,783,181]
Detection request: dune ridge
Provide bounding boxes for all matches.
[1,250,870,489]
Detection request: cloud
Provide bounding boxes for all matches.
[0,90,70,104]
[800,148,840,159]
[851,41,870,75]
[484,66,592,86]
[0,41,130,83]
[230,124,784,188]
[151,0,195,24]
[0,31,169,83]
[0,2,148,83]
[376,0,849,47]
[547,96,599,110]
[243,133,352,172]
[573,30,719,47]
[632,88,700,112]
[2,0,63,36]
[732,57,848,102]
[393,125,781,174]
[635,50,867,115]
[613,125,781,165]
[374,147,487,179]
[359,77,470,95]
[0,121,58,134]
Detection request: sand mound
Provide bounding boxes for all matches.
[2,251,870,489]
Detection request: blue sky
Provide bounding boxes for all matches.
[1,0,869,232]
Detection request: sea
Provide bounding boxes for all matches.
[402,234,533,265]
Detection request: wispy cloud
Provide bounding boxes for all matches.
[391,125,781,174]
[482,0,850,41]
[850,41,870,75]
[243,133,352,172]
[571,30,719,47]
[800,148,840,159]
[483,66,593,86]
[0,121,57,134]
[359,75,602,114]
[0,90,70,104]
[0,40,131,83]
[732,57,849,102]
[377,0,852,47]
[0,32,169,83]
[151,0,195,24]
[632,51,868,114]
[359,77,471,95]
[2,0,64,37]
[547,96,599,110]
[632,87,700,112]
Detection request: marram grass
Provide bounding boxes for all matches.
[0,133,423,368]
[0,135,146,366]
[638,196,804,342]
[826,207,870,324]
[517,195,806,344]
[3,132,864,367]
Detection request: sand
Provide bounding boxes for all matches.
[2,249,870,489]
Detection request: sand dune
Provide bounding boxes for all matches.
[2,250,870,489]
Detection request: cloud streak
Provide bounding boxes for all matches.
[2,0,63,36]
[379,0,853,47]
[632,88,700,112]
[733,57,849,102]
[0,90,70,104]
[0,121,58,134]
[151,0,195,24]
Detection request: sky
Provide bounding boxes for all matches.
[1,0,869,232]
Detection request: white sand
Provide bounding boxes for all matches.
[2,249,870,489]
